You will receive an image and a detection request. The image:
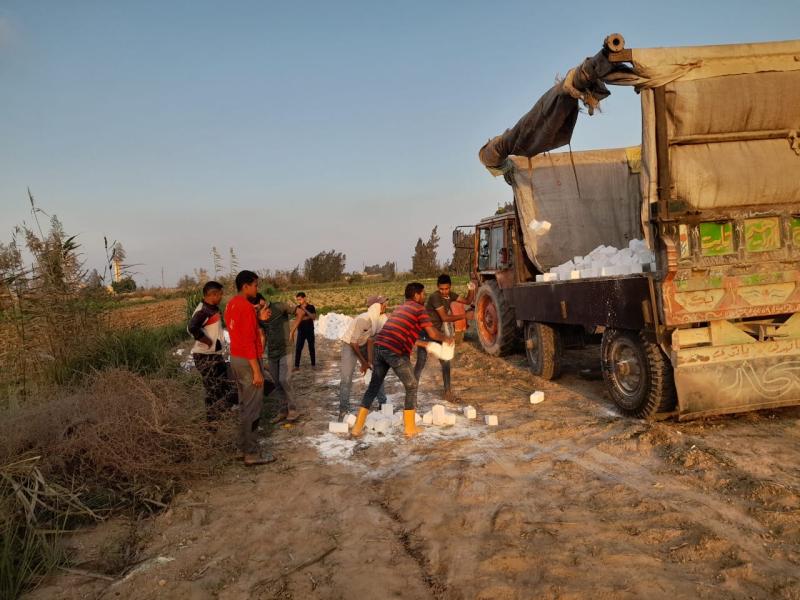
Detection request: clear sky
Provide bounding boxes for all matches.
[1,1,798,286]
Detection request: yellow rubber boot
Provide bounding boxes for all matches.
[403,409,421,438]
[350,407,369,437]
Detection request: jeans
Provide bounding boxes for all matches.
[193,353,238,420]
[339,343,386,415]
[295,327,315,367]
[361,346,418,411]
[267,354,299,413]
[230,356,265,454]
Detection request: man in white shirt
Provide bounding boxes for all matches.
[337,295,388,420]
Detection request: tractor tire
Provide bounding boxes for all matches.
[524,322,562,380]
[475,280,518,356]
[600,329,677,418]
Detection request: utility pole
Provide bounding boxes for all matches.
[161,267,165,289]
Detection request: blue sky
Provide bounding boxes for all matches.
[1,1,798,286]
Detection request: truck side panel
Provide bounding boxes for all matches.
[511,275,653,331]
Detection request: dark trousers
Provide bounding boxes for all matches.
[414,346,451,392]
[193,353,238,420]
[361,346,418,410]
[295,327,316,367]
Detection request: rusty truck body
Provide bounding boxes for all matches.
[465,34,800,420]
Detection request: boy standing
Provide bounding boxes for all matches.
[414,274,476,402]
[225,270,274,465]
[264,298,302,423]
[188,280,237,420]
[351,283,453,438]
[291,291,317,369]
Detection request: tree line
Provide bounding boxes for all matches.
[175,225,476,291]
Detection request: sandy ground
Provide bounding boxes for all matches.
[28,337,800,600]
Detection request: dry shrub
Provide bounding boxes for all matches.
[0,369,235,513]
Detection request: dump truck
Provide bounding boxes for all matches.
[463,34,800,420]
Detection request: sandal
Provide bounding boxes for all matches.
[243,453,276,466]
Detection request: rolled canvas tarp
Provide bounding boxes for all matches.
[511,148,642,272]
[478,46,635,169]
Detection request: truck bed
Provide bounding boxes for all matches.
[510,274,654,331]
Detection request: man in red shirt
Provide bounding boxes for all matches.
[225,270,275,465]
[351,282,453,438]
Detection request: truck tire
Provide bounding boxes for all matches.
[475,280,518,356]
[600,329,676,418]
[524,322,562,380]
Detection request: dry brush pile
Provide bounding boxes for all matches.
[0,205,232,597]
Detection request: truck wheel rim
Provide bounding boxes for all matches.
[525,325,540,370]
[477,295,498,345]
[608,338,643,398]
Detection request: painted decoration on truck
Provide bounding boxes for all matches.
[662,270,800,326]
[673,289,725,311]
[699,222,735,256]
[744,217,781,253]
[792,217,800,247]
[737,282,796,306]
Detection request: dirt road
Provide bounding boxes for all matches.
[30,338,800,600]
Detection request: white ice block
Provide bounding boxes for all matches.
[365,411,383,430]
[528,219,552,236]
[600,266,619,276]
[344,414,357,428]
[328,421,349,434]
[392,411,403,426]
[427,341,455,361]
[569,270,581,280]
[485,415,499,426]
[530,391,545,404]
[373,418,390,435]
[422,411,433,425]
[535,274,545,283]
[432,405,448,426]
[443,413,456,426]
[463,406,477,419]
[542,273,559,282]
[381,403,394,417]
[628,263,643,274]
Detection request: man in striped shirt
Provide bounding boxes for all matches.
[351,282,453,438]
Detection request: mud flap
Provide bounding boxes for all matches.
[674,339,800,419]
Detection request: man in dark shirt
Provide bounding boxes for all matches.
[351,282,453,438]
[263,298,302,423]
[291,291,317,369]
[415,273,476,403]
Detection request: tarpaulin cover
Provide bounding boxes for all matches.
[510,148,642,272]
[482,37,800,251]
[631,40,800,210]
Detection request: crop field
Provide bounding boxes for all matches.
[267,276,470,315]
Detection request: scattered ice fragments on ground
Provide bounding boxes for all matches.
[536,239,656,282]
[316,312,354,341]
[530,391,545,404]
